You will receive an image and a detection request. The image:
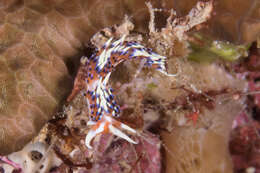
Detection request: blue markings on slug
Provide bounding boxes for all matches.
[84,37,169,122]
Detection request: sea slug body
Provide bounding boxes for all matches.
[68,35,174,149]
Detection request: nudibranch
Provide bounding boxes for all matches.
[68,35,174,149]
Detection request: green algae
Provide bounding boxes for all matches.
[188,33,249,62]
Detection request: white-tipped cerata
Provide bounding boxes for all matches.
[120,123,137,134]
[87,120,97,126]
[108,124,137,144]
[85,122,105,149]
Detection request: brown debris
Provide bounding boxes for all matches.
[147,0,213,56]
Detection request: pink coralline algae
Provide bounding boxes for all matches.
[51,132,162,173]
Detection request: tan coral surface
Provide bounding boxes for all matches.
[160,62,246,173]
[0,0,148,155]
[162,0,260,43]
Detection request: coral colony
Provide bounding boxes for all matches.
[69,35,174,149]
